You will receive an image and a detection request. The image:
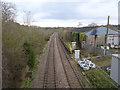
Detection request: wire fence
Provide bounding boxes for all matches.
[83,44,117,56]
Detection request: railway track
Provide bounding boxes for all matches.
[43,34,56,88]
[59,37,85,88]
[36,33,84,88]
[56,34,85,89]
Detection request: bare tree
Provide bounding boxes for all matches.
[23,11,33,26]
[88,22,97,27]
[1,1,16,22]
[78,22,82,27]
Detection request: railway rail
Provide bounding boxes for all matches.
[34,33,84,88]
[56,34,85,89]
[43,35,56,88]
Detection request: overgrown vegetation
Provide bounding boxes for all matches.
[59,29,86,50]
[23,41,35,69]
[85,69,112,88]
[2,21,56,88]
[59,29,71,42]
[72,32,79,42]
[64,42,72,54]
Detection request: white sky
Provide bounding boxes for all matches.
[3,0,119,27]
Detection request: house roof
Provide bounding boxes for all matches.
[85,27,120,35]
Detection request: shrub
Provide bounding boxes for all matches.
[23,41,35,69]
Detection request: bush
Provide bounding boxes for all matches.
[23,41,35,69]
[60,30,71,42]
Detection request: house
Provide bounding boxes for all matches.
[85,27,120,48]
[110,54,120,85]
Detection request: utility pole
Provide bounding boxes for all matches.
[105,16,110,55]
[106,16,110,36]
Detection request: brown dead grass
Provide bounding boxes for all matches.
[2,21,57,88]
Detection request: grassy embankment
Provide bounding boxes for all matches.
[76,65,117,88]
[2,21,57,88]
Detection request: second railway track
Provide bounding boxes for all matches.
[36,33,84,89]
[56,34,85,89]
[43,34,56,88]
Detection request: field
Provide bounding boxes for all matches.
[89,56,111,66]
[2,21,57,88]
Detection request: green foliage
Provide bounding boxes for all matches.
[65,42,72,53]
[80,33,85,42]
[23,41,35,69]
[72,32,79,42]
[72,32,85,42]
[23,78,31,88]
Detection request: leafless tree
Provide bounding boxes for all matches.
[78,22,82,27]
[1,1,16,22]
[23,11,33,26]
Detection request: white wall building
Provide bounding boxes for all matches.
[110,54,120,85]
[107,35,120,48]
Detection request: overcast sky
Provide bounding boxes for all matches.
[4,0,119,27]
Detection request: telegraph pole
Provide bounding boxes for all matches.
[106,16,110,36]
[105,16,110,55]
